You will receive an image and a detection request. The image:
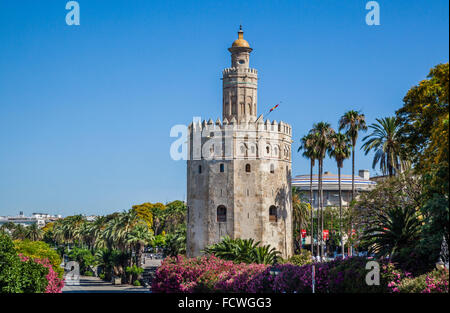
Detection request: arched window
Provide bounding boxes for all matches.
[270,164,275,174]
[198,165,202,174]
[220,163,224,172]
[266,146,270,154]
[245,164,251,173]
[269,206,277,222]
[217,205,227,222]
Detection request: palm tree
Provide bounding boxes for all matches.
[0,222,16,234]
[339,110,367,257]
[361,117,406,177]
[203,236,280,265]
[310,122,335,259]
[292,188,310,253]
[328,132,351,257]
[298,133,319,256]
[12,224,27,240]
[25,223,43,241]
[126,222,153,267]
[361,206,421,259]
[338,110,368,200]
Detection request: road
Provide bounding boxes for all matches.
[62,275,151,293]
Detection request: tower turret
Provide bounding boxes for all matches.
[222,26,258,123]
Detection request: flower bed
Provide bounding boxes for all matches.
[152,255,448,293]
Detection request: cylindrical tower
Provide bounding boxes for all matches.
[187,27,293,259]
[222,26,258,123]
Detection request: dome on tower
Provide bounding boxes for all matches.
[231,25,250,48]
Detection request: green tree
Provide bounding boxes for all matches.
[298,133,319,256]
[14,239,64,278]
[11,224,27,240]
[361,206,421,259]
[0,233,49,293]
[339,110,367,256]
[203,236,280,265]
[164,224,186,256]
[396,63,449,266]
[362,117,407,176]
[310,122,335,258]
[25,223,43,241]
[328,132,351,257]
[396,63,449,173]
[339,110,368,200]
[292,188,310,253]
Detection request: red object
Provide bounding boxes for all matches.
[301,229,306,238]
[323,229,329,240]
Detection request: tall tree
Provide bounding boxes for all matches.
[339,110,367,257]
[328,132,351,257]
[25,223,43,241]
[361,117,406,176]
[310,122,335,259]
[339,110,367,200]
[292,188,310,253]
[396,63,449,266]
[298,133,319,256]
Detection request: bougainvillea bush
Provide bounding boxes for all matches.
[388,268,449,293]
[152,255,448,293]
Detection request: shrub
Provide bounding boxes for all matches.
[19,254,65,293]
[1,232,63,293]
[84,270,93,276]
[126,265,145,283]
[280,250,313,266]
[203,236,280,264]
[327,257,400,293]
[1,233,47,293]
[389,268,449,293]
[67,247,95,273]
[14,239,64,278]
[151,255,430,294]
[133,280,141,286]
[99,273,106,280]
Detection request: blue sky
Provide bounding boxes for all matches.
[0,0,448,216]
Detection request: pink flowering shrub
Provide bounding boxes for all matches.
[153,255,336,293]
[19,254,64,293]
[152,255,448,293]
[388,267,449,293]
[214,263,267,292]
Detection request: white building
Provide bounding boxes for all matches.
[292,169,376,208]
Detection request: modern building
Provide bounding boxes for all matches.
[292,169,376,208]
[186,27,293,258]
[0,212,62,227]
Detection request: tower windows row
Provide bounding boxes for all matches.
[198,163,225,174]
[198,163,278,174]
[216,205,278,223]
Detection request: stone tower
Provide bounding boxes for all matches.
[186,27,293,258]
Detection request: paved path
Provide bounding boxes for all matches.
[62,276,151,293]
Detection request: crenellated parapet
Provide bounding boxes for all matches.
[222,67,258,76]
[187,115,292,161]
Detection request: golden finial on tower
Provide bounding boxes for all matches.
[232,25,250,48]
